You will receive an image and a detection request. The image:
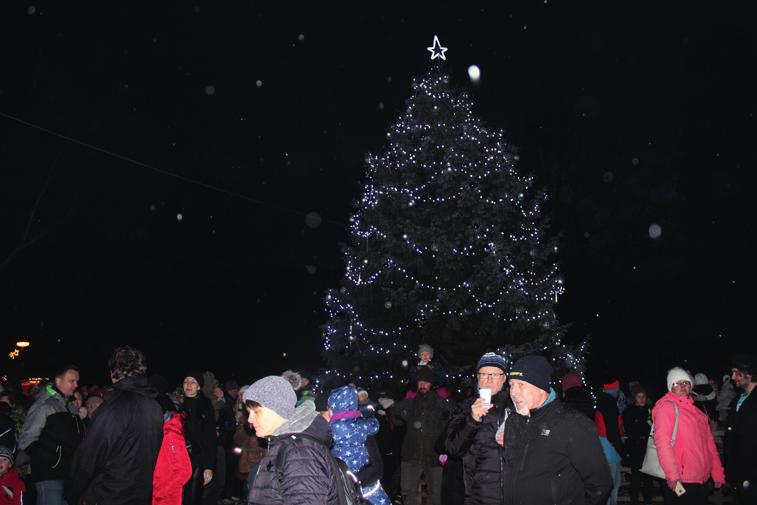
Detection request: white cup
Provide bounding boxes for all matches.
[479,388,491,404]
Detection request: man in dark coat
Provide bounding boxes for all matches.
[244,375,338,505]
[503,355,612,505]
[725,354,757,505]
[446,352,511,505]
[395,367,451,505]
[69,346,163,505]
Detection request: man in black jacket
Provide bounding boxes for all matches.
[725,354,757,505]
[446,352,511,505]
[244,375,338,505]
[503,355,612,505]
[395,367,451,505]
[69,346,163,505]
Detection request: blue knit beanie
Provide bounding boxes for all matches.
[476,352,507,373]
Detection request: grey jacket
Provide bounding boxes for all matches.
[18,384,83,481]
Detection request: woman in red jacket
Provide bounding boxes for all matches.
[652,367,725,505]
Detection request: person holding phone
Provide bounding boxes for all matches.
[652,367,725,505]
[445,352,511,505]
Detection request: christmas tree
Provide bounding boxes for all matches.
[321,37,579,393]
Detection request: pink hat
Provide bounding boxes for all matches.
[561,371,583,392]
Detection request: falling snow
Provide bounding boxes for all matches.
[648,223,662,239]
[305,212,322,228]
[467,65,481,82]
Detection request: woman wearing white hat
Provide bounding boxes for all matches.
[651,367,725,504]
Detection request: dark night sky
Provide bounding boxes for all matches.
[1,2,755,387]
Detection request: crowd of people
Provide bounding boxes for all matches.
[0,345,754,505]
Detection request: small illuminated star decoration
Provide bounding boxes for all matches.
[427,35,448,61]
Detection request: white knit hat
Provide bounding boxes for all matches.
[667,367,694,392]
[694,373,709,386]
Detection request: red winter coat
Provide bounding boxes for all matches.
[0,468,25,505]
[153,413,192,505]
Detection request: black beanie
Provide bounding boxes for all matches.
[509,355,553,393]
[732,354,755,376]
[416,366,437,385]
[183,371,205,389]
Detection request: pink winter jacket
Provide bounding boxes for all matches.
[652,392,725,485]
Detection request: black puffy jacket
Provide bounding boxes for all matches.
[503,398,612,505]
[69,374,164,505]
[248,403,338,505]
[445,391,510,505]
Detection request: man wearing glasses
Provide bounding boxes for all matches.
[446,352,511,505]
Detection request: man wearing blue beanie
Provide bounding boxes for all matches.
[446,351,511,505]
[503,355,613,505]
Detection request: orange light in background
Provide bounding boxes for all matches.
[16,341,30,348]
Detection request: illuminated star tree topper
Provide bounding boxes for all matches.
[426,35,448,61]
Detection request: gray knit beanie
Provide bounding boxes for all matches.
[0,446,13,466]
[243,375,297,419]
[418,344,434,357]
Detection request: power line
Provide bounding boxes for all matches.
[0,110,342,226]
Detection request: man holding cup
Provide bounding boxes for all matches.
[446,352,511,505]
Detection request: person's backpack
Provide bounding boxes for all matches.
[275,433,371,505]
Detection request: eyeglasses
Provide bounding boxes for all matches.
[672,380,692,387]
[477,373,505,379]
